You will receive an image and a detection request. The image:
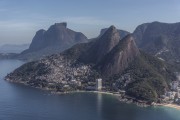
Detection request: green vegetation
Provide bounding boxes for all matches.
[124,51,176,102]
[62,42,90,61]
[12,61,51,81]
[127,81,158,102]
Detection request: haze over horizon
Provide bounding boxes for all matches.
[0,0,180,45]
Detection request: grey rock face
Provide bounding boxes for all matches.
[20,22,88,60]
[99,27,130,39]
[133,21,180,64]
[79,25,121,64]
[95,26,121,63]
[97,34,140,77]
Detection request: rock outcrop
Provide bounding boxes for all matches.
[78,26,121,64]
[97,34,140,77]
[19,22,88,60]
[99,28,130,39]
[133,21,180,65]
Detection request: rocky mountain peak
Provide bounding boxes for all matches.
[20,22,88,60]
[99,27,130,39]
[108,25,116,31]
[97,34,140,77]
[36,29,46,34]
[99,25,120,47]
[48,22,67,32]
[95,25,121,63]
[77,25,121,64]
[102,25,119,38]
[54,22,67,28]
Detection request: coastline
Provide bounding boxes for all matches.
[160,104,180,110]
[4,79,152,107]
[51,90,117,96]
[51,90,180,110]
[5,79,180,110]
[52,90,150,107]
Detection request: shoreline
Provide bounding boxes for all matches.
[160,103,180,110]
[52,90,180,110]
[4,80,153,107]
[51,90,118,96]
[5,79,180,110]
[52,90,150,107]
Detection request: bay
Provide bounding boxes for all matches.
[0,60,180,120]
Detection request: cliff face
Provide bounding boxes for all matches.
[27,29,46,52]
[78,26,121,64]
[94,26,121,63]
[133,21,180,65]
[97,35,140,77]
[20,22,88,60]
[99,28,130,39]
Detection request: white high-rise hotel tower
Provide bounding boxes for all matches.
[96,78,102,91]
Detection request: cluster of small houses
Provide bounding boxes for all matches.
[46,58,180,105]
[161,73,180,105]
[60,78,102,91]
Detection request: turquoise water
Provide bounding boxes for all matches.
[0,60,180,120]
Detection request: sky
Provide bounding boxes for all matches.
[0,0,180,45]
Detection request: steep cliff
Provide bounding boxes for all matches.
[133,21,180,66]
[78,26,121,64]
[19,22,88,60]
[97,34,140,77]
[99,28,130,39]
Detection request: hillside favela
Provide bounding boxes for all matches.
[0,0,180,120]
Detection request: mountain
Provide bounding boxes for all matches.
[133,21,180,66]
[6,25,177,103]
[99,27,130,39]
[78,25,121,64]
[18,22,88,60]
[0,44,29,53]
[96,35,140,77]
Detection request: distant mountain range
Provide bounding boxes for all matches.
[16,22,88,60]
[1,21,180,65]
[0,22,131,61]
[0,44,29,53]
[6,25,177,103]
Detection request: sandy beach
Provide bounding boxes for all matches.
[162,104,180,110]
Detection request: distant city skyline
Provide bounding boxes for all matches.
[0,0,180,45]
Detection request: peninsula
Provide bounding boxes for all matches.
[5,24,180,107]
